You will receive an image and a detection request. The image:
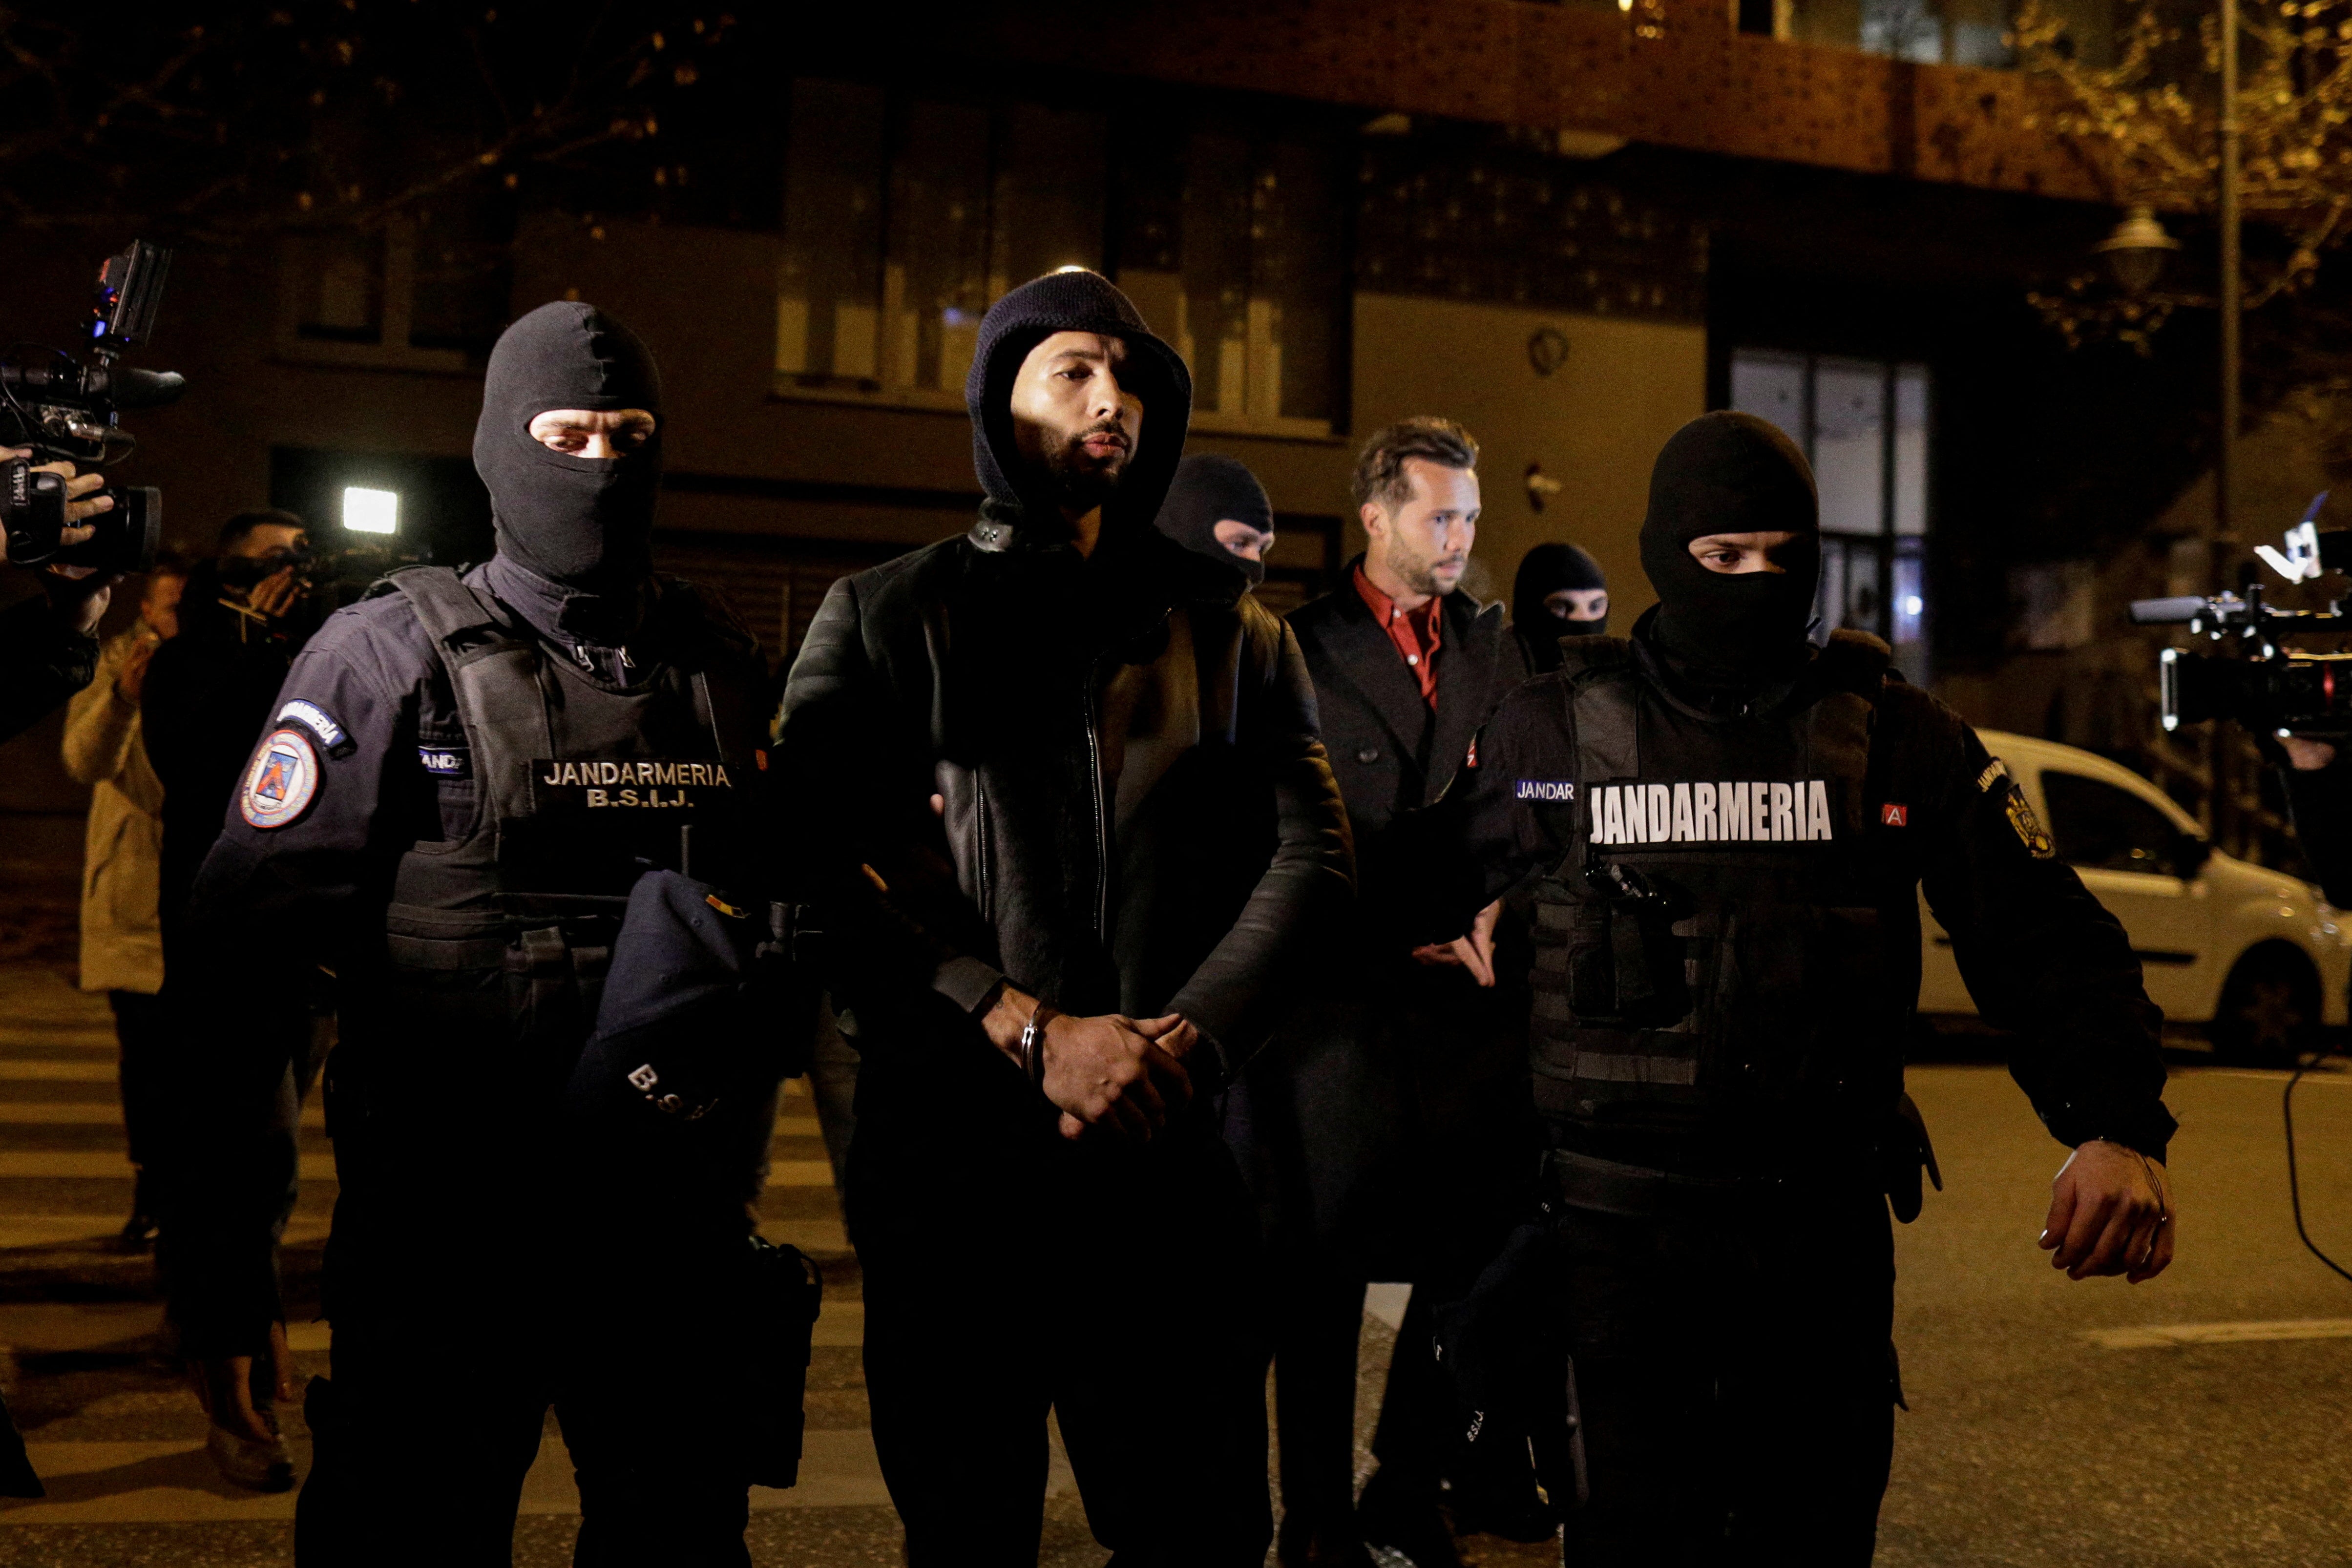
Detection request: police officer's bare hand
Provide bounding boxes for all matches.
[190,1321,297,1443]
[1412,899,1502,986]
[2040,1140,2173,1283]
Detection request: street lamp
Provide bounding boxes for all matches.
[2095,205,2181,294]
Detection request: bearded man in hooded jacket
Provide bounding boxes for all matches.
[1401,412,2178,1564]
[162,302,779,1566]
[774,269,1352,1568]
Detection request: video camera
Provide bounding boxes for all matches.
[0,241,183,576]
[2130,498,2352,740]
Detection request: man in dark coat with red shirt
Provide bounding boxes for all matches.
[1230,417,1541,1567]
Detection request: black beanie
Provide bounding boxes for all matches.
[1156,454,1273,585]
[1638,412,1820,688]
[1513,542,1609,669]
[474,302,663,593]
[965,270,1193,543]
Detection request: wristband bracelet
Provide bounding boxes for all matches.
[1020,1002,1060,1091]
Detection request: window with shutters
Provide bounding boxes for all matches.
[774,81,1348,436]
[1729,348,1931,682]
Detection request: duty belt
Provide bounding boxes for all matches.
[1543,1149,1787,1221]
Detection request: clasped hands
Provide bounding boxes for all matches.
[983,986,1197,1143]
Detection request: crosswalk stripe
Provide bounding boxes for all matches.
[0,1103,320,1127]
[0,1152,337,1181]
[2087,1317,2352,1349]
[766,1160,835,1188]
[0,1063,118,1083]
[0,1153,827,1184]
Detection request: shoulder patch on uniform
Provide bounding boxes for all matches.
[1976,758,2011,793]
[239,727,322,830]
[2005,788,2057,859]
[276,699,355,758]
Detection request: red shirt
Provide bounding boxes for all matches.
[1354,564,1443,707]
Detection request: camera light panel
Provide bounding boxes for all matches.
[342,486,399,536]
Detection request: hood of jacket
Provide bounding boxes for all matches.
[963,269,1193,555]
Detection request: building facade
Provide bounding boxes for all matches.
[1,0,2220,820]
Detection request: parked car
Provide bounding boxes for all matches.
[1917,731,2352,1058]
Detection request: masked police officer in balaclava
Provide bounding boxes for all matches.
[1156,452,1276,586]
[1511,541,1609,673]
[1401,411,2177,1564]
[161,302,778,1564]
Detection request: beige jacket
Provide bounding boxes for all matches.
[63,628,167,994]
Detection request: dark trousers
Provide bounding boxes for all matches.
[1265,1262,1467,1534]
[849,1095,1271,1568]
[1552,1189,1898,1566]
[293,1017,756,1567]
[295,1267,756,1568]
[1252,962,1534,1540]
[107,990,171,1212]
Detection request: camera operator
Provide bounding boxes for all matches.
[0,450,121,742]
[142,510,312,923]
[2273,736,2352,907]
[138,508,315,1492]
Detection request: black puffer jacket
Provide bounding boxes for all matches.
[774,272,1352,1090]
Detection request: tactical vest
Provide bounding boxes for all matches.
[362,566,766,1073]
[1526,632,1908,1174]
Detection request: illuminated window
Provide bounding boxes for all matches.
[277,201,511,372]
[776,84,1107,404]
[1113,129,1345,435]
[1754,0,2112,67]
[775,84,1346,435]
[1730,349,1932,679]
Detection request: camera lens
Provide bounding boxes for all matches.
[51,486,162,576]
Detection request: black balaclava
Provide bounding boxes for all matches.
[474,301,663,595]
[1638,411,1820,690]
[1156,454,1273,586]
[1513,541,1609,670]
[965,270,1193,548]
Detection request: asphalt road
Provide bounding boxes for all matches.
[1880,1049,2352,1568]
[0,945,2344,1566]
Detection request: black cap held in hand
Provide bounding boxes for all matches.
[474,301,664,593]
[1638,411,1820,688]
[1156,453,1273,585]
[1513,541,1609,669]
